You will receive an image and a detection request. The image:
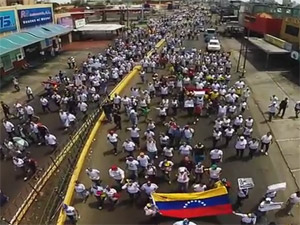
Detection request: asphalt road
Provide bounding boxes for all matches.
[0,46,108,217]
[70,35,298,225]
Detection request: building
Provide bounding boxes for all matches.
[0,4,72,77]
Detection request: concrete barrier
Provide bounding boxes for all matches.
[56,39,166,225]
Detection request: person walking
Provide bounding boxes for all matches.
[1,101,13,119]
[25,86,34,101]
[13,77,20,92]
[62,204,80,224]
[260,132,273,156]
[122,179,140,203]
[109,165,125,189]
[45,133,58,152]
[210,148,223,164]
[90,183,106,210]
[74,181,89,202]
[2,119,15,140]
[233,211,257,224]
[176,167,190,193]
[248,138,259,159]
[285,191,300,216]
[268,102,277,122]
[294,101,300,118]
[107,130,119,156]
[235,187,249,208]
[235,136,248,158]
[277,98,288,118]
[86,167,101,185]
[40,96,51,113]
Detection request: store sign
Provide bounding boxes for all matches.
[0,10,17,33]
[18,7,53,29]
[58,16,73,29]
[291,51,299,61]
[75,19,85,29]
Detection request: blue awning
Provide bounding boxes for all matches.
[0,32,43,56]
[24,24,72,39]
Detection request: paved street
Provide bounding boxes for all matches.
[68,35,300,225]
[0,41,110,218]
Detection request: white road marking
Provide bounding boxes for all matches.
[276,137,300,142]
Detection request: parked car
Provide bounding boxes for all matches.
[207,39,221,51]
[204,28,216,42]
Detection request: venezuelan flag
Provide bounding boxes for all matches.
[152,186,232,218]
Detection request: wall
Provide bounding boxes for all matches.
[245,15,282,36]
[280,17,300,46]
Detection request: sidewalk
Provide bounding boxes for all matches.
[223,38,300,188]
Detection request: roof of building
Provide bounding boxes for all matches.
[74,24,124,32]
[248,37,289,54]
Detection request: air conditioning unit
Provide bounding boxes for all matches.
[17,54,23,61]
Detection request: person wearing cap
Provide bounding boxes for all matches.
[62,204,79,224]
[86,167,101,185]
[159,159,174,184]
[144,203,157,216]
[126,156,139,180]
[141,180,158,197]
[122,179,140,203]
[233,211,257,224]
[90,183,106,210]
[74,181,89,202]
[260,132,273,156]
[122,139,136,157]
[207,164,222,187]
[176,166,190,192]
[109,165,125,188]
[107,130,120,155]
[268,101,278,122]
[235,136,248,158]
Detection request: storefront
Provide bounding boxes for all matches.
[280,17,300,46]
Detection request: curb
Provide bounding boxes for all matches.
[56,39,166,225]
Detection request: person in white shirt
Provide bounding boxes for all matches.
[182,126,194,144]
[268,102,278,122]
[12,156,27,180]
[62,204,79,223]
[137,152,150,175]
[146,138,158,161]
[208,164,222,185]
[285,191,300,216]
[144,129,155,140]
[193,183,207,192]
[141,181,158,196]
[159,133,169,149]
[184,97,194,116]
[179,143,193,156]
[233,211,257,224]
[24,104,34,120]
[78,101,88,115]
[45,133,57,152]
[224,126,235,147]
[75,181,89,202]
[243,126,253,140]
[122,139,136,156]
[90,183,105,210]
[122,180,140,202]
[104,186,119,208]
[233,115,243,131]
[248,138,259,159]
[210,149,223,164]
[25,86,34,100]
[66,112,76,129]
[260,132,273,155]
[245,116,254,128]
[109,165,125,186]
[107,130,119,155]
[3,119,15,140]
[163,146,174,159]
[144,203,157,216]
[40,97,51,113]
[177,167,190,192]
[212,129,222,148]
[126,156,139,180]
[127,125,140,148]
[235,136,247,158]
[86,167,101,185]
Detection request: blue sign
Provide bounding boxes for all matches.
[18,7,53,29]
[0,10,17,33]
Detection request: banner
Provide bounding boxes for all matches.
[18,7,53,29]
[152,186,232,218]
[0,10,17,33]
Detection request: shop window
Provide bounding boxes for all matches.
[1,55,13,72]
[285,25,299,37]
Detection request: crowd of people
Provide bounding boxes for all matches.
[61,7,300,225]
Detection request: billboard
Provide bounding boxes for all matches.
[17,7,53,29]
[57,16,73,29]
[0,10,17,33]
